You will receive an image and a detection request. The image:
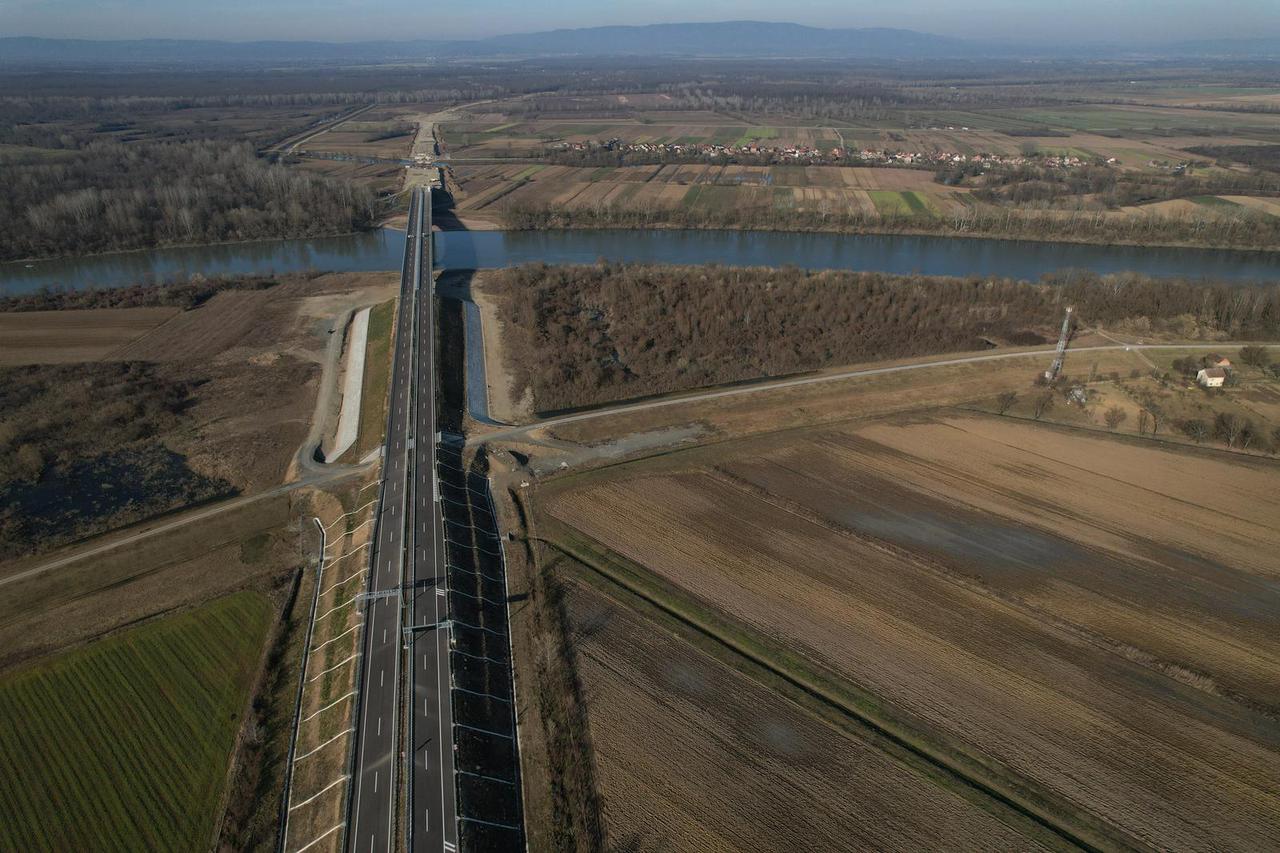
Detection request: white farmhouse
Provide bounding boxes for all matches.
[1197,367,1227,388]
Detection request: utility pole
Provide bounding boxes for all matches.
[1044,306,1074,382]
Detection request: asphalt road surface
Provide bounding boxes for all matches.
[408,190,460,852]
[348,189,421,853]
[348,186,458,853]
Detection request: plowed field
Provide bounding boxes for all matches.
[544,413,1280,851]
[562,576,1056,851]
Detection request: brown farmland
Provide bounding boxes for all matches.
[113,270,398,490]
[0,307,178,366]
[559,573,1059,851]
[542,413,1280,851]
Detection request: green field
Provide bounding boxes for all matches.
[868,190,933,215]
[0,591,273,852]
[735,126,779,146]
[1190,195,1242,208]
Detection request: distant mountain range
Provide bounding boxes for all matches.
[2,22,1278,66]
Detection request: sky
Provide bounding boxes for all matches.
[2,0,1276,44]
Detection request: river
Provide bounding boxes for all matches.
[3,228,1278,295]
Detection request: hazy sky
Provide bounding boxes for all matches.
[3,0,1276,43]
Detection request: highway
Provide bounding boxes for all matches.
[347,188,420,853]
[408,188,460,852]
[348,185,458,853]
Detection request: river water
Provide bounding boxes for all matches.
[3,228,1278,295]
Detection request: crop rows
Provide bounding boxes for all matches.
[544,416,1280,850]
[0,590,271,852]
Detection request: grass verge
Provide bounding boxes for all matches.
[347,298,396,462]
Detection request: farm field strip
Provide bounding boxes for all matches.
[557,567,1065,851]
[0,307,180,365]
[0,591,272,853]
[0,494,296,673]
[540,414,1280,851]
[451,162,973,221]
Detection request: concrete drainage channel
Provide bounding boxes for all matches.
[326,306,371,462]
[437,437,525,850]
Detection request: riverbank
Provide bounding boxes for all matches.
[492,205,1280,254]
[433,229,1280,285]
[1,227,378,268]
[0,228,405,295]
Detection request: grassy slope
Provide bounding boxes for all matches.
[0,590,273,852]
[345,298,396,462]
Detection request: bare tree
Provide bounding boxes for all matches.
[1104,407,1128,430]
[1032,390,1055,420]
[1181,419,1209,443]
[1143,403,1163,435]
[996,391,1018,415]
[1239,345,1271,369]
[1138,409,1150,435]
[1214,412,1243,446]
[1240,420,1259,451]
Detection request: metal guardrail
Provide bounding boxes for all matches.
[277,517,327,853]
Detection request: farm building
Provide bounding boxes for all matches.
[1197,367,1227,388]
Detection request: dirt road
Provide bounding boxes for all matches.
[0,466,363,591]
[472,342,1280,444]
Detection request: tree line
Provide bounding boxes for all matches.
[500,200,1280,251]
[947,161,1280,208]
[490,262,1280,412]
[1,140,378,261]
[1186,144,1280,174]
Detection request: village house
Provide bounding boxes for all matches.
[551,139,1099,170]
[1197,367,1227,388]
